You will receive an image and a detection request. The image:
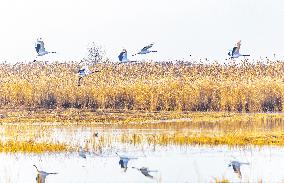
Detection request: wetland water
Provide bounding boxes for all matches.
[0,122,284,182]
[0,146,284,182]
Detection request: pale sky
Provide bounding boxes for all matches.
[0,0,284,63]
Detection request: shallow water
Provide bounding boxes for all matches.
[0,145,284,183]
[1,120,284,182]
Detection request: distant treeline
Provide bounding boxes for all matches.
[0,61,283,112]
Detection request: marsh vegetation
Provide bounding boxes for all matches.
[0,60,283,182]
[0,61,283,112]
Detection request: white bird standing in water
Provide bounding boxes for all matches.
[33,165,57,183]
[228,160,249,179]
[132,167,158,179]
[228,40,250,59]
[34,38,56,61]
[132,43,157,56]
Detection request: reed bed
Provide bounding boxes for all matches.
[0,60,283,112]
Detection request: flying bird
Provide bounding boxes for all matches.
[116,152,138,172]
[77,65,99,86]
[34,38,56,61]
[33,165,57,183]
[132,167,158,179]
[228,161,249,179]
[132,43,157,56]
[118,49,137,64]
[228,40,250,59]
[118,49,128,62]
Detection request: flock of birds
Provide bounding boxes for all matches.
[32,39,251,182]
[115,152,158,179]
[33,38,250,86]
[33,149,158,182]
[33,152,250,182]
[34,38,249,61]
[117,40,250,62]
[33,140,250,182]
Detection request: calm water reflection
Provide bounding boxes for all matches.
[0,146,283,182]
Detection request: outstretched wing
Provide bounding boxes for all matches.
[119,159,124,168]
[35,40,46,53]
[141,169,153,178]
[39,41,45,52]
[236,40,241,49]
[232,165,242,179]
[235,40,241,54]
[35,44,41,53]
[122,158,129,167]
[232,47,238,55]
[141,43,154,52]
[118,51,128,62]
[232,164,240,173]
[118,52,124,61]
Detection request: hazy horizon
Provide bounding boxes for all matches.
[1,0,284,63]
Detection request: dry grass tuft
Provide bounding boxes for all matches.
[214,177,230,183]
[0,140,68,153]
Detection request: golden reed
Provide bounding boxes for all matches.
[0,60,283,112]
